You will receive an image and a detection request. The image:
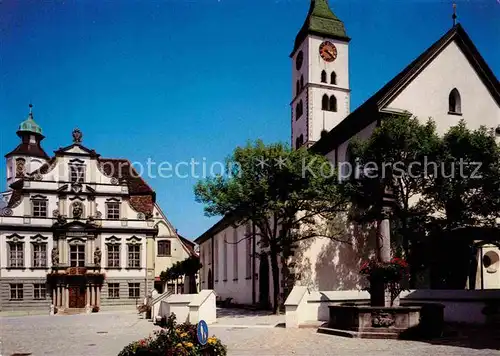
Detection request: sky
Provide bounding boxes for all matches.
[1,0,499,240]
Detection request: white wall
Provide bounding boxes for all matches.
[386,40,500,134]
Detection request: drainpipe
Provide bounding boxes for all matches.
[211,236,215,289]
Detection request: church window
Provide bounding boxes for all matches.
[32,243,47,267]
[322,94,329,110]
[329,95,337,112]
[127,244,141,268]
[107,243,121,267]
[300,75,304,88]
[223,233,228,280]
[10,284,23,300]
[448,88,461,114]
[33,283,46,299]
[245,224,252,278]
[8,242,24,267]
[330,71,337,85]
[214,238,218,282]
[296,100,303,120]
[70,244,85,267]
[296,134,304,148]
[32,198,47,217]
[158,240,171,256]
[321,70,327,83]
[233,228,238,280]
[296,80,300,95]
[106,202,120,220]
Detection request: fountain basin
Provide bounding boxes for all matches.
[318,303,444,339]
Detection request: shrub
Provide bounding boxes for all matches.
[118,314,227,356]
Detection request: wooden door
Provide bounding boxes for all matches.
[69,285,86,308]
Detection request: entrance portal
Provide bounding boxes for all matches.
[68,285,86,308]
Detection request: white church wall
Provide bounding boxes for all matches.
[386,40,500,135]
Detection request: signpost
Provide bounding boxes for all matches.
[197,320,208,346]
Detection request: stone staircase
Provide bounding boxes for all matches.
[57,308,87,315]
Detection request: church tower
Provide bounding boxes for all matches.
[5,104,49,188]
[291,0,350,149]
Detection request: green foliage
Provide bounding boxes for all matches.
[118,314,227,356]
[422,120,500,228]
[160,255,202,282]
[194,140,348,312]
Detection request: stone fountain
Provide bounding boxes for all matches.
[318,187,444,339]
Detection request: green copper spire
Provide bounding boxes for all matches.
[18,104,43,135]
[292,0,349,55]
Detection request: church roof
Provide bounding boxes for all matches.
[18,111,43,136]
[5,142,49,159]
[311,24,500,155]
[292,0,349,56]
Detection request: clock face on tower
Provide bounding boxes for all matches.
[319,41,337,62]
[296,50,303,70]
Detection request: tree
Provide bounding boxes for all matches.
[194,140,347,313]
[344,115,441,285]
[423,120,500,229]
[160,255,202,294]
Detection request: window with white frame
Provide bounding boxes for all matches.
[106,202,120,220]
[128,283,140,298]
[127,244,141,268]
[10,284,23,300]
[107,244,121,268]
[70,244,85,267]
[69,164,85,183]
[108,283,120,298]
[8,242,24,268]
[33,283,46,299]
[32,243,47,267]
[32,199,47,217]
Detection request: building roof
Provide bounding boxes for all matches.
[194,214,236,245]
[5,142,49,159]
[18,109,43,136]
[178,234,197,256]
[311,24,500,155]
[292,0,349,56]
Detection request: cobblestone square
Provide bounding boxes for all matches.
[1,311,499,356]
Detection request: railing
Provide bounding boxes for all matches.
[150,290,173,323]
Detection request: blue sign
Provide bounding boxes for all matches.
[197,320,209,346]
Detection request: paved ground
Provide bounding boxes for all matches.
[1,310,499,356]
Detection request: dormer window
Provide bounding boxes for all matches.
[106,201,120,220]
[448,88,461,115]
[69,164,85,183]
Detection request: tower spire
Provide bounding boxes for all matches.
[452,3,457,27]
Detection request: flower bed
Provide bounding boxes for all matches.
[118,314,227,356]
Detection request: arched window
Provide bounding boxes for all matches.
[448,88,461,114]
[296,80,300,95]
[321,70,327,83]
[330,71,337,85]
[295,137,300,149]
[300,75,304,88]
[322,94,329,110]
[295,100,303,120]
[329,95,337,112]
[298,134,304,147]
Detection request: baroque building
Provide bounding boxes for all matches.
[0,108,194,312]
[196,0,500,308]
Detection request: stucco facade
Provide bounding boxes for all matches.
[0,113,185,312]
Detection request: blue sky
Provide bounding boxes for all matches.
[1,0,499,240]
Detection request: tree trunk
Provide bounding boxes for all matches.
[269,246,280,314]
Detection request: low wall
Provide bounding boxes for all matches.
[285,287,500,328]
[158,290,216,324]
